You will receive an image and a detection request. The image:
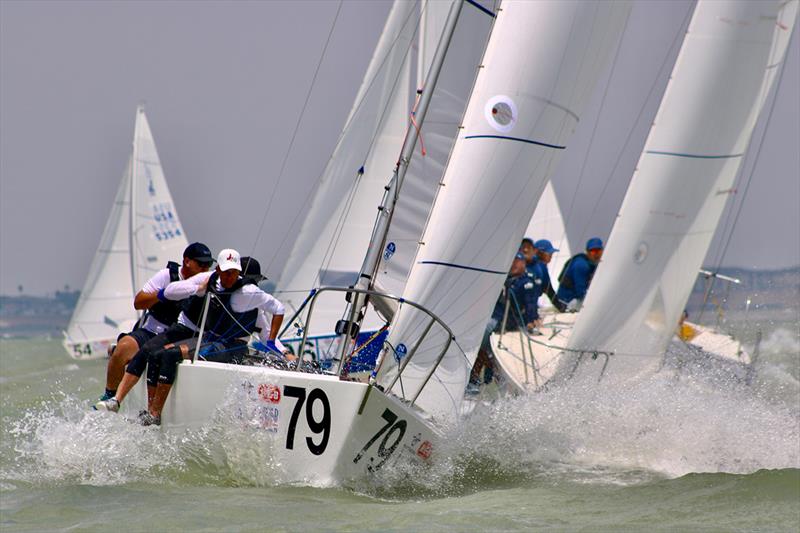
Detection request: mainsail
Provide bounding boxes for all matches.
[378,0,632,421]
[564,0,798,367]
[64,106,188,359]
[277,0,495,332]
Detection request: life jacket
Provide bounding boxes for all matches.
[146,261,183,326]
[183,272,260,342]
[558,253,595,291]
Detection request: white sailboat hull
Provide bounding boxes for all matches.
[491,313,751,395]
[124,361,437,484]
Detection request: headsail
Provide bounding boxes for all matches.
[276,0,417,336]
[564,0,798,367]
[378,0,632,421]
[525,180,572,291]
[64,106,187,358]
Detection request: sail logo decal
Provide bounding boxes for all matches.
[383,242,396,261]
[143,163,156,196]
[485,95,517,133]
[151,202,183,241]
[395,343,407,362]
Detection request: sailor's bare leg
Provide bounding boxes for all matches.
[114,371,140,404]
[106,335,140,391]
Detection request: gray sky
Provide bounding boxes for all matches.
[1,0,798,296]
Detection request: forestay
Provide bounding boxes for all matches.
[64,107,187,358]
[565,0,798,365]
[378,0,632,421]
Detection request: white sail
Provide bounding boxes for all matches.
[525,180,572,291]
[276,0,416,336]
[565,0,798,365]
[378,0,631,421]
[64,106,188,359]
[375,0,496,298]
[131,106,188,288]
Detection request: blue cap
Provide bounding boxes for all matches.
[534,239,558,254]
[514,252,526,261]
[183,242,214,265]
[586,237,604,251]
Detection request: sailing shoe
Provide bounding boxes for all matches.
[139,412,161,426]
[465,382,481,396]
[94,398,120,413]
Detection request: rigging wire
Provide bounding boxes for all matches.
[559,6,633,246]
[576,1,694,242]
[314,4,426,290]
[700,44,791,310]
[250,0,344,264]
[263,2,423,277]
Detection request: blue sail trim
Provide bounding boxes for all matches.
[464,135,566,150]
[645,150,744,160]
[466,0,496,18]
[418,260,506,275]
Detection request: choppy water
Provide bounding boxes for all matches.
[1,322,798,531]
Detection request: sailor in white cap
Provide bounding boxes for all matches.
[96,248,285,425]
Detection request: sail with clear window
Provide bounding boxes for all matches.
[377,0,632,421]
[562,0,798,373]
[63,106,188,359]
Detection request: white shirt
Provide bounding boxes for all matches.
[139,266,186,334]
[164,271,285,334]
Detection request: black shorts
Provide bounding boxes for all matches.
[123,328,158,350]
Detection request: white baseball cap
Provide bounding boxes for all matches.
[217,248,242,272]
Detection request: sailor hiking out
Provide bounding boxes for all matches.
[96,248,285,425]
[556,237,604,311]
[96,242,213,405]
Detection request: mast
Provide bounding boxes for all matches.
[336,0,464,361]
[128,106,141,308]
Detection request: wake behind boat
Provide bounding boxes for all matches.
[63,106,188,360]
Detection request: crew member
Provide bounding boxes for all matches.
[96,249,285,426]
[531,239,564,312]
[469,252,537,390]
[95,242,213,405]
[556,237,604,311]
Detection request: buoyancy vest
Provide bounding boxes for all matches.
[146,262,183,326]
[558,253,596,291]
[183,272,260,341]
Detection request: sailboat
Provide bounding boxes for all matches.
[490,0,797,393]
[63,106,189,360]
[118,0,631,483]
